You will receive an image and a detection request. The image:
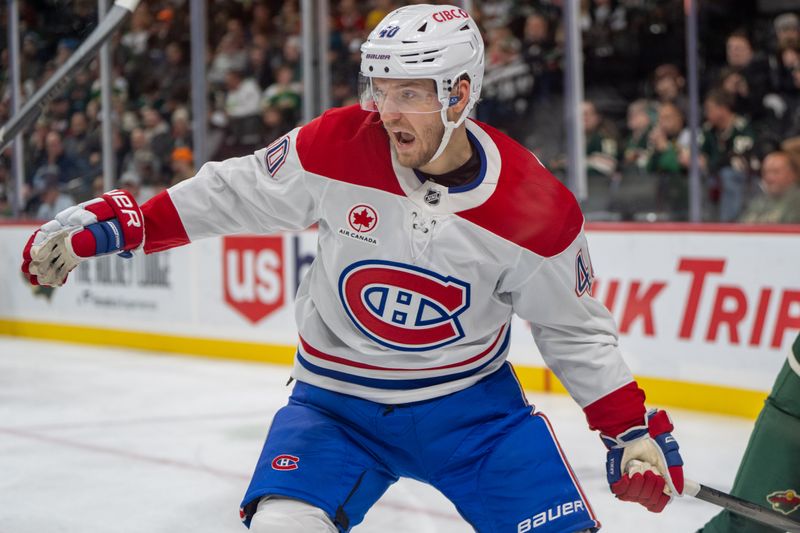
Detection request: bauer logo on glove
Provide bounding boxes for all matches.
[21,189,144,287]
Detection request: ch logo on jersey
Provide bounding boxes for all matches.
[339,260,470,351]
[575,248,594,297]
[271,454,300,471]
[265,135,290,177]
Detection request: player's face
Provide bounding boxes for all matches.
[373,79,446,169]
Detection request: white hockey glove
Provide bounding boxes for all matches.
[601,409,684,512]
[21,189,144,287]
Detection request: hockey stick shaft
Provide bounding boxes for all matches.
[0,0,141,151]
[685,479,800,532]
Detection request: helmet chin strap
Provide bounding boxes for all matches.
[427,99,471,164]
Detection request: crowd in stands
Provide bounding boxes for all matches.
[1,0,799,224]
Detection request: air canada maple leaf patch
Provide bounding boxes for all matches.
[348,205,378,233]
[338,204,379,246]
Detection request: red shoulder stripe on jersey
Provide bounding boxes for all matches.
[458,122,584,257]
[583,381,647,436]
[295,105,405,196]
[141,190,190,253]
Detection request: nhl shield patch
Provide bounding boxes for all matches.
[265,135,290,176]
[424,188,441,206]
[767,489,800,515]
[575,248,594,297]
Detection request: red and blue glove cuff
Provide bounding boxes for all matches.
[72,190,144,258]
[602,409,684,494]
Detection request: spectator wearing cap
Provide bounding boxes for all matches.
[170,147,195,186]
[774,13,799,51]
[117,170,148,203]
[34,173,75,220]
[768,14,800,105]
[150,8,179,51]
[701,88,757,222]
[54,38,78,68]
[740,150,800,223]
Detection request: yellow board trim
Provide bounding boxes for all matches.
[0,319,767,419]
[0,319,295,366]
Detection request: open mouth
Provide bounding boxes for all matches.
[393,130,416,148]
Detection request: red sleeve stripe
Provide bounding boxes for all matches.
[141,190,190,254]
[582,381,646,436]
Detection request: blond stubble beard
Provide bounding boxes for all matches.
[386,120,445,169]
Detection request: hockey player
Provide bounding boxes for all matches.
[21,5,684,532]
[699,331,800,532]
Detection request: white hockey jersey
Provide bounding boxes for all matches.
[140,105,645,435]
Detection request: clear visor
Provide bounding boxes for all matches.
[359,74,457,114]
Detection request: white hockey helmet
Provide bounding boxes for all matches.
[360,4,485,162]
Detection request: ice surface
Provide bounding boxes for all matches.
[0,337,754,532]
